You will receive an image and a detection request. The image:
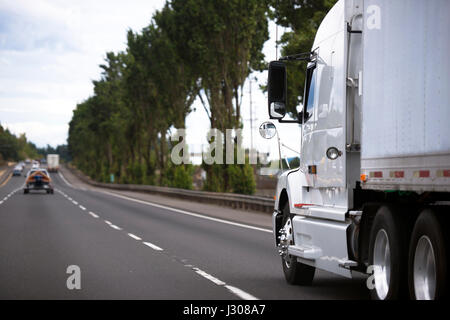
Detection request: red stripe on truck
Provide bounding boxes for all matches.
[394,171,404,178]
[370,171,383,178]
[419,170,430,178]
[294,203,313,208]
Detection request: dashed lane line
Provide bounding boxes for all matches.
[128,233,142,241]
[88,211,99,218]
[191,267,258,300]
[143,242,163,251]
[55,179,261,300]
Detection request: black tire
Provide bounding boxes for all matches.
[23,189,28,194]
[408,209,447,300]
[280,202,315,285]
[368,206,408,300]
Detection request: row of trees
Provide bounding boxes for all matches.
[0,124,40,163]
[68,0,335,193]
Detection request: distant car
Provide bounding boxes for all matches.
[24,168,54,194]
[13,167,22,176]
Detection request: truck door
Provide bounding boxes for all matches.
[301,28,349,189]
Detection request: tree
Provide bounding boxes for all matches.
[159,0,269,192]
[67,0,273,194]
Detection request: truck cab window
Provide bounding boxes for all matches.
[304,66,316,122]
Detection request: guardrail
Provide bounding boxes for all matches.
[65,164,275,214]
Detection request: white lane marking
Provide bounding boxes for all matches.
[109,224,122,230]
[128,233,142,241]
[190,267,259,300]
[193,268,225,286]
[58,171,87,191]
[0,201,3,205]
[72,201,78,205]
[58,171,74,188]
[104,220,112,225]
[79,205,86,211]
[68,197,72,201]
[224,285,259,300]
[88,211,99,218]
[98,191,272,234]
[143,242,163,251]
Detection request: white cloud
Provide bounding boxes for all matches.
[3,121,68,147]
[0,0,166,147]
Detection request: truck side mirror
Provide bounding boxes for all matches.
[259,121,277,139]
[268,61,287,119]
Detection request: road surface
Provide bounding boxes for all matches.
[0,166,369,299]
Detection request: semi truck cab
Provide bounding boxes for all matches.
[264,0,450,300]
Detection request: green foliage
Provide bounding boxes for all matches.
[166,164,194,190]
[68,0,271,193]
[228,163,256,195]
[0,124,39,162]
[162,0,269,131]
[159,0,268,193]
[288,157,300,169]
[202,164,226,193]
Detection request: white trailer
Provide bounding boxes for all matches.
[263,0,450,300]
[47,154,59,172]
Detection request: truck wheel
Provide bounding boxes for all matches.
[280,202,315,285]
[408,209,447,300]
[369,206,407,300]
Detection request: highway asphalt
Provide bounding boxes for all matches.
[0,167,369,299]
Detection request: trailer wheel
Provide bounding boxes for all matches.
[369,206,407,300]
[280,202,315,285]
[408,209,447,300]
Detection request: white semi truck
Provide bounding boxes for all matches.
[46,154,59,172]
[263,0,450,300]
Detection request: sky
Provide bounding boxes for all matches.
[0,0,300,162]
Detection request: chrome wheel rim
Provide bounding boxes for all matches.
[279,219,293,268]
[413,236,436,300]
[373,229,391,300]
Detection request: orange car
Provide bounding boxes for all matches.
[24,168,54,194]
